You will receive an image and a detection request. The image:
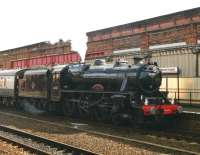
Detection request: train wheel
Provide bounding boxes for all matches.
[93,107,108,122]
[47,103,56,113]
[0,98,2,106]
[78,100,90,118]
[94,109,103,121]
[62,100,76,117]
[2,98,7,107]
[135,111,145,125]
[16,99,25,110]
[111,113,121,126]
[78,107,88,118]
[129,115,137,127]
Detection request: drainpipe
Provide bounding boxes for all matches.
[196,52,199,77]
[194,46,200,77]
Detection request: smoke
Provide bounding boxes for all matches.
[19,100,45,115]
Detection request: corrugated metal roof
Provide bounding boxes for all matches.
[0,69,23,76]
[24,69,49,75]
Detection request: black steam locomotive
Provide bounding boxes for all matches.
[0,60,182,124]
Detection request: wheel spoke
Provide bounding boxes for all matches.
[62,100,76,117]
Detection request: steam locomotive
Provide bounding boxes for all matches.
[0,60,182,125]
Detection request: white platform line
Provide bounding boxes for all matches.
[183,111,200,115]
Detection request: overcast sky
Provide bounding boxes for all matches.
[0,0,199,59]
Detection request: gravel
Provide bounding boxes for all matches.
[0,139,33,155]
[0,113,161,155]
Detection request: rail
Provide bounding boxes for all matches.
[0,112,199,155]
[0,125,98,155]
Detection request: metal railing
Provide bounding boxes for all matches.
[167,91,200,105]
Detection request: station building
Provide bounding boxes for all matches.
[0,40,81,69]
[85,7,200,104]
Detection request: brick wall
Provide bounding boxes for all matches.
[85,7,200,61]
[0,40,72,69]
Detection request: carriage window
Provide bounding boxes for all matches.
[53,74,56,80]
[56,73,60,80]
[53,73,59,80]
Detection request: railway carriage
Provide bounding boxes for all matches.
[0,69,25,106]
[17,68,51,109]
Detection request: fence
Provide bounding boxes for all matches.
[165,91,200,105]
[160,77,200,105]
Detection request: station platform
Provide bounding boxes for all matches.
[182,105,200,115]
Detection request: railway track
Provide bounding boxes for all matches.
[0,124,97,155]
[0,111,199,154]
